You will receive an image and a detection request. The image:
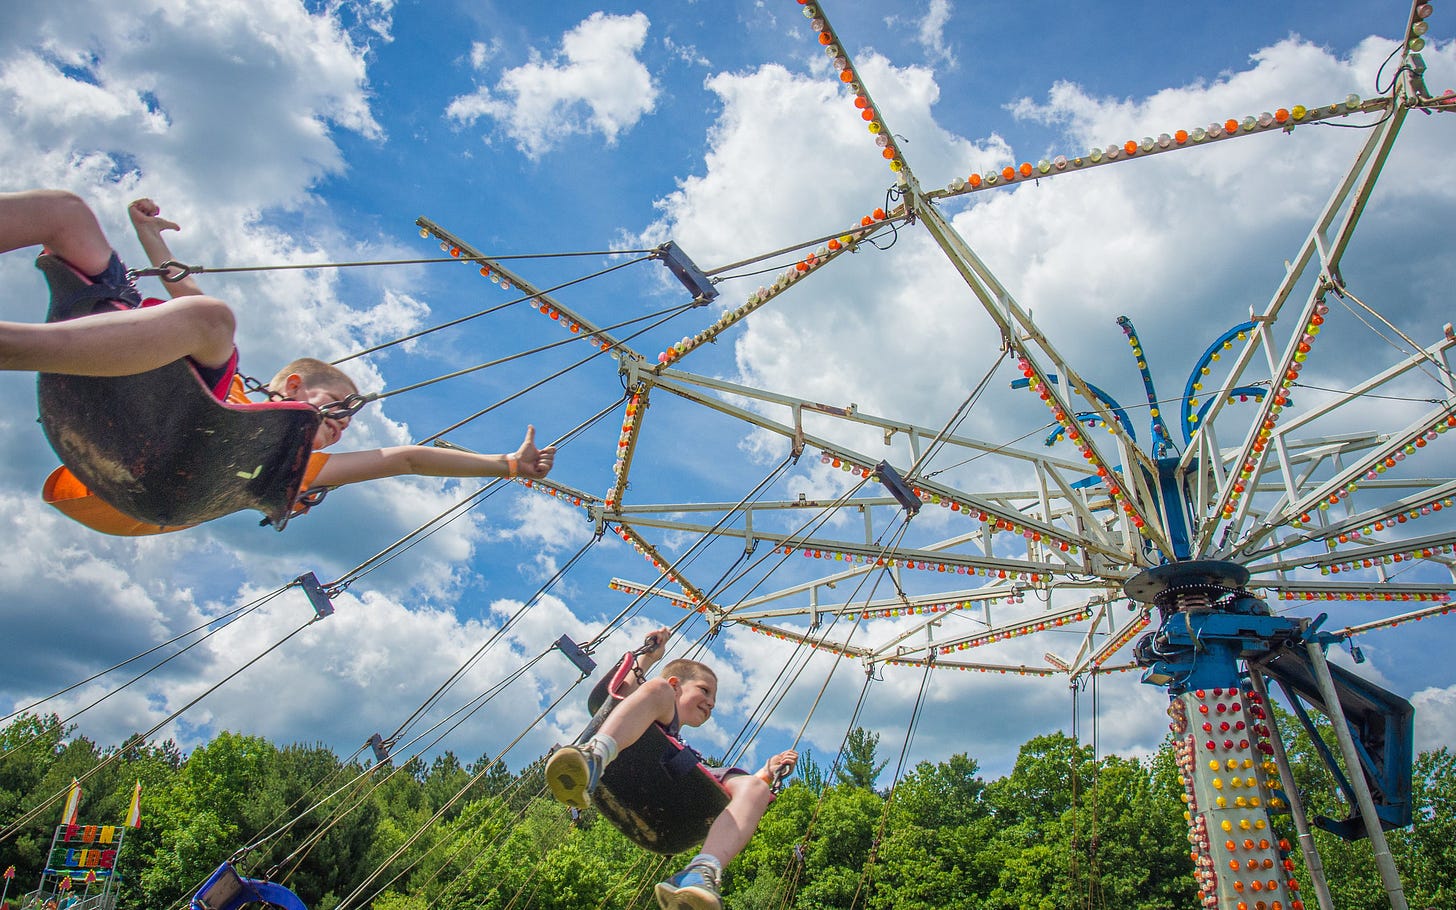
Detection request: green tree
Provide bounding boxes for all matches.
[1392,746,1456,909]
[421,751,471,818]
[795,749,828,795]
[834,728,887,791]
[0,714,76,882]
[984,732,1093,832]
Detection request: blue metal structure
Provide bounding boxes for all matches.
[191,863,308,910]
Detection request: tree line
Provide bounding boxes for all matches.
[0,712,1451,909]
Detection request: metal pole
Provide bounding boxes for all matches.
[1303,639,1409,909]
[1248,666,1335,910]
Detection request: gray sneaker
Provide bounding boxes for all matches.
[545,745,603,810]
[654,862,722,910]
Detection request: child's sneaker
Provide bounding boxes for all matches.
[654,862,722,910]
[545,745,603,810]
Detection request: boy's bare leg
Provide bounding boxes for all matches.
[548,679,680,810]
[0,190,113,274]
[597,678,679,747]
[700,774,774,866]
[0,189,236,375]
[0,295,236,374]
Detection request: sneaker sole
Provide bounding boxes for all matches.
[653,882,721,910]
[546,750,592,810]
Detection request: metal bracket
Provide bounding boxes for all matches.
[295,573,334,620]
[553,635,598,676]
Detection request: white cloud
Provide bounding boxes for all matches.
[914,0,956,68]
[1412,684,1456,755]
[663,35,711,69]
[468,39,503,71]
[446,12,658,158]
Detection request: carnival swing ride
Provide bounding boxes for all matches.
[5,1,1456,909]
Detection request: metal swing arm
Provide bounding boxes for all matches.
[417,217,629,354]
[913,202,1174,559]
[1188,87,1412,555]
[648,367,1128,561]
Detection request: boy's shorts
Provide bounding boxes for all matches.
[87,251,143,308]
[81,251,237,397]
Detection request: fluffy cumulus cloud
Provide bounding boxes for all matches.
[909,0,957,68]
[1412,684,1456,755]
[446,11,659,158]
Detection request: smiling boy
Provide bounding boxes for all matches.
[546,629,797,910]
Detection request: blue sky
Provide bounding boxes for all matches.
[2,0,1455,794]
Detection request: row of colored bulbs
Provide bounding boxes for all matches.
[1219,301,1331,519]
[1272,590,1450,604]
[745,622,861,656]
[1090,614,1151,667]
[424,233,514,291]
[889,655,1063,676]
[857,592,1023,620]
[818,449,1081,553]
[1409,2,1436,53]
[1319,543,1454,574]
[610,524,704,607]
[1115,320,1174,447]
[656,213,884,366]
[1287,412,1456,522]
[795,1,906,174]
[518,479,589,509]
[607,578,697,612]
[421,228,615,354]
[946,97,1363,199]
[940,607,1092,653]
[1186,334,1253,423]
[743,622,1081,677]
[783,542,1049,581]
[1015,357,1154,535]
[1319,495,1454,546]
[607,392,647,505]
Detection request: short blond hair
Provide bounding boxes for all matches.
[659,658,716,686]
[269,357,358,395]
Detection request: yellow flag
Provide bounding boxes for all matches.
[125,781,142,828]
[60,779,82,827]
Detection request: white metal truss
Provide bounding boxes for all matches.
[416,3,1456,683]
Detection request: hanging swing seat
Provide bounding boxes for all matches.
[34,254,322,529]
[192,862,307,910]
[575,652,731,855]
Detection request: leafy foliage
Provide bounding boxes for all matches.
[0,709,1452,910]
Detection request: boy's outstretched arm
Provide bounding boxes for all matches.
[311,425,556,489]
[128,199,204,298]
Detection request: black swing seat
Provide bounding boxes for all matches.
[575,653,731,855]
[34,254,322,528]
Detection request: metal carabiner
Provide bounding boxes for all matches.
[125,260,198,283]
[318,394,371,420]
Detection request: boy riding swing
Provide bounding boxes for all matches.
[548,627,798,910]
[0,189,556,533]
